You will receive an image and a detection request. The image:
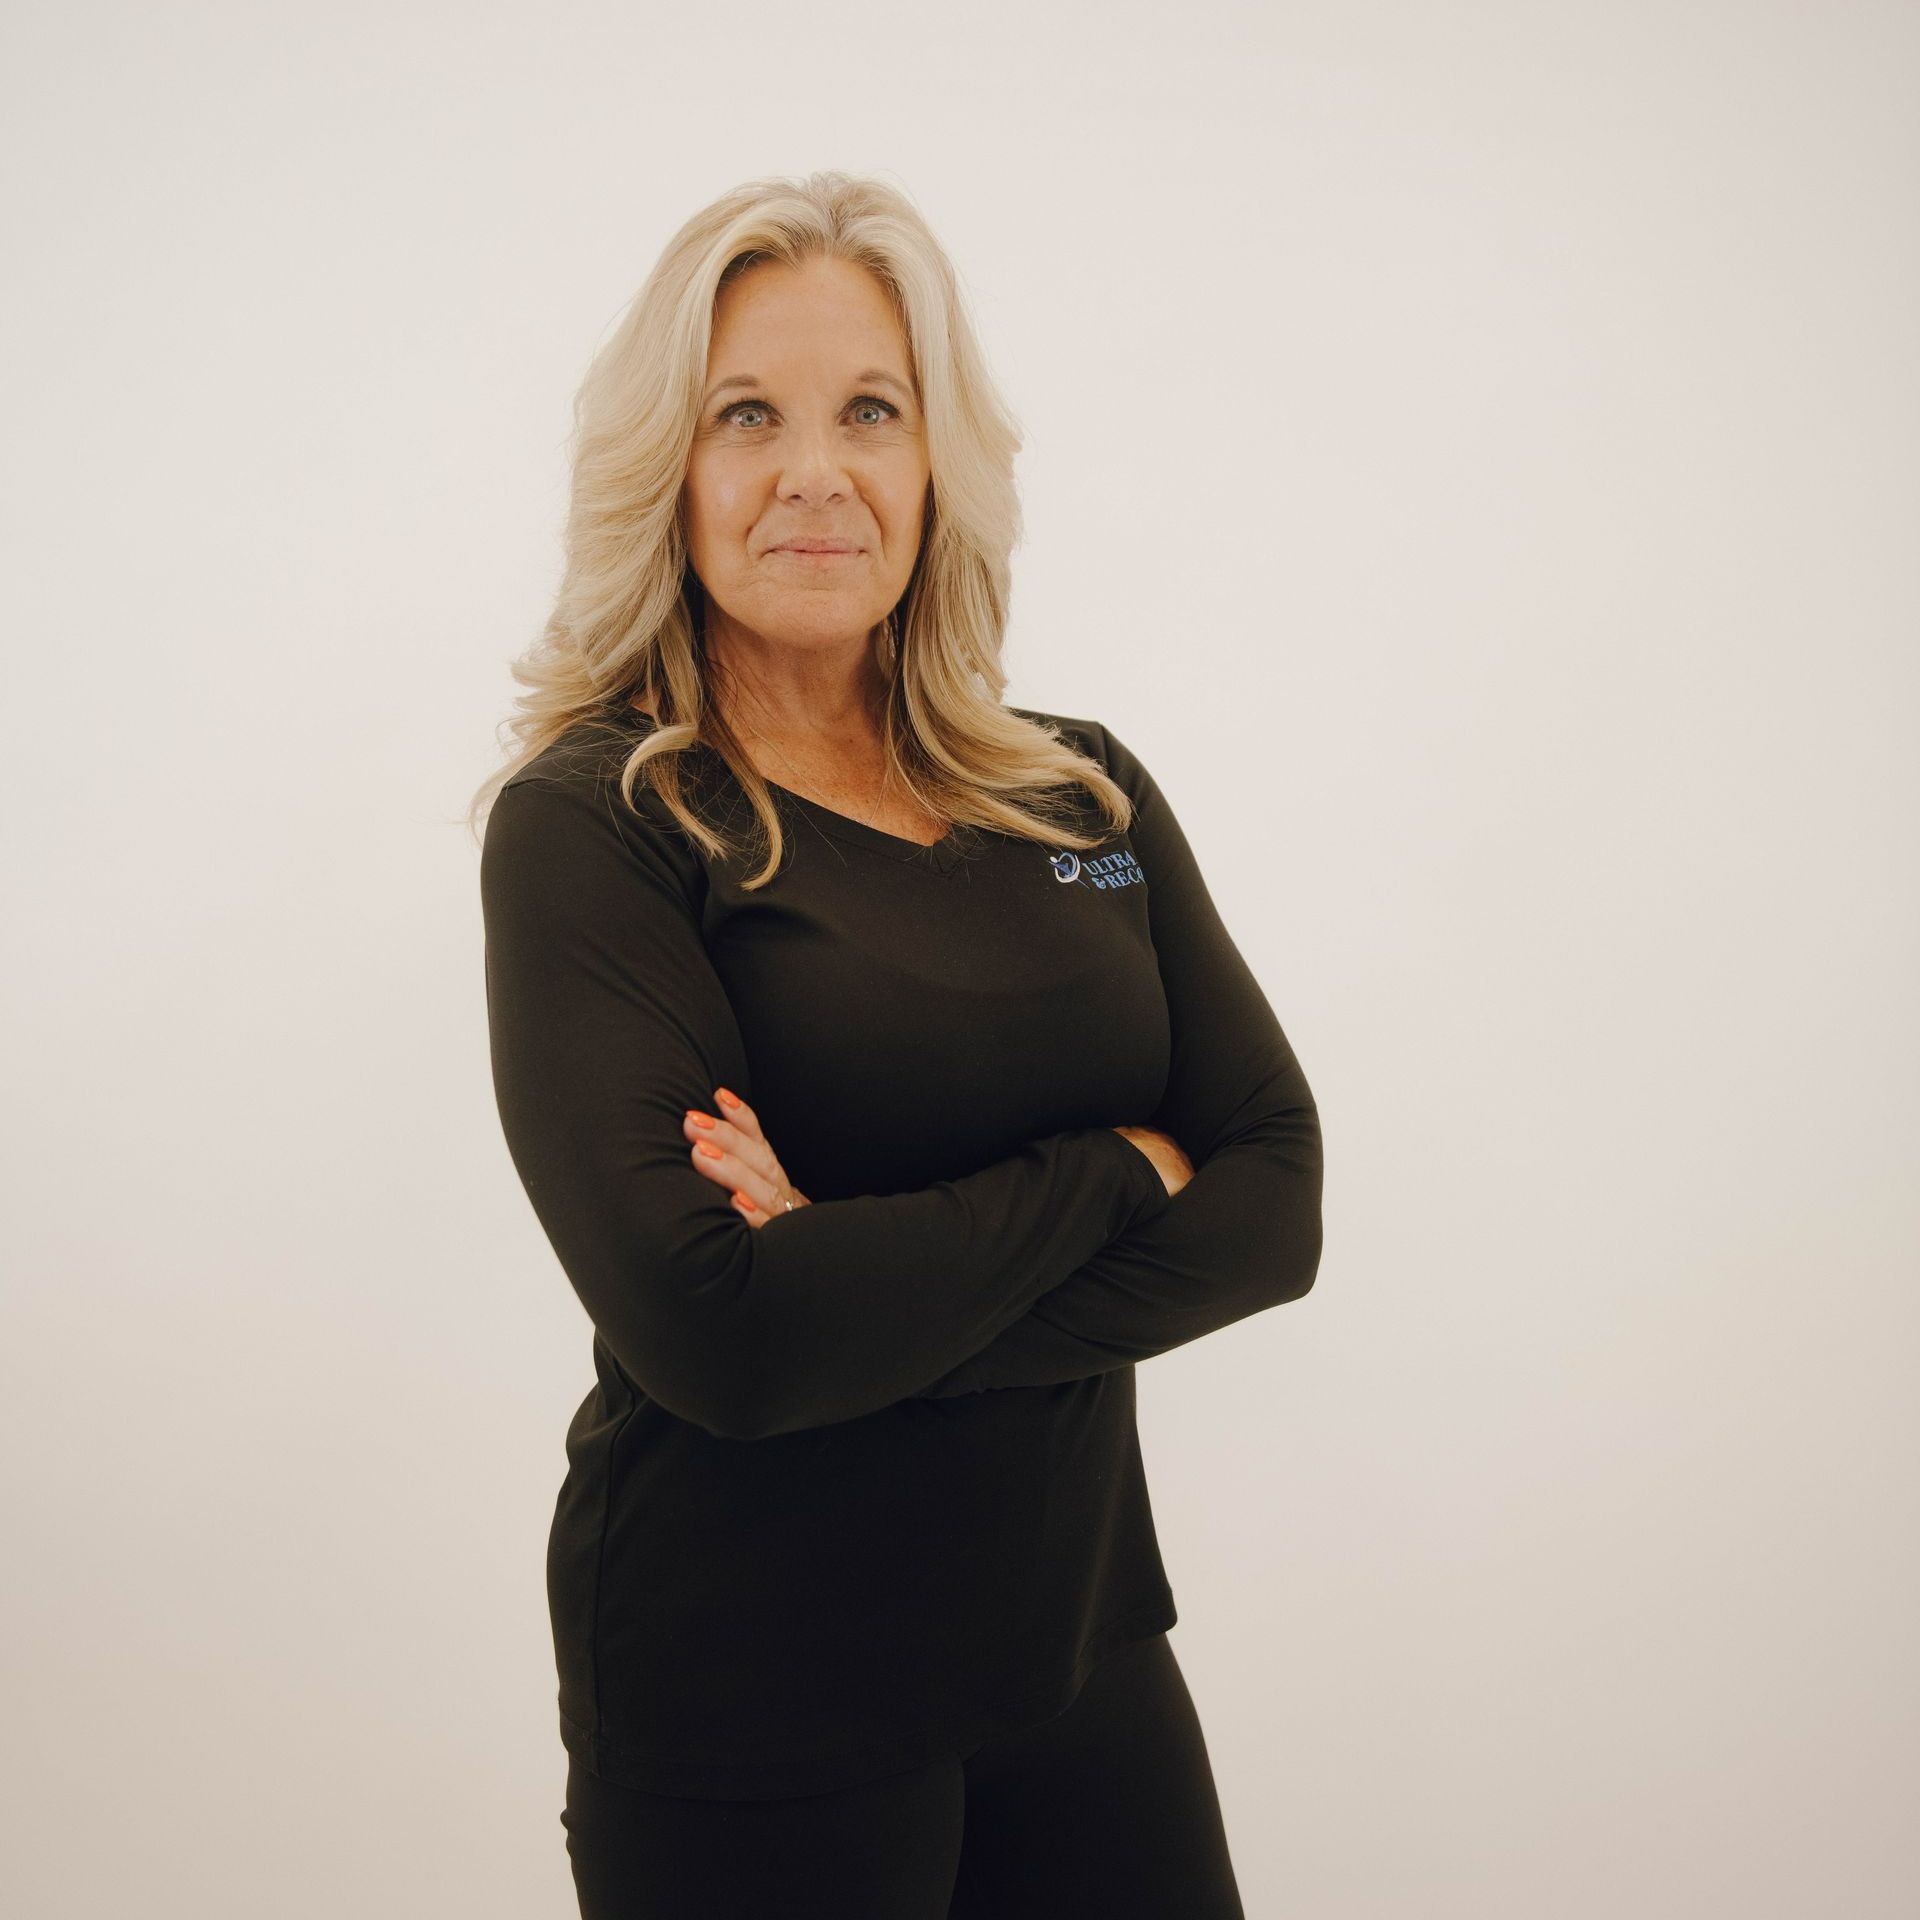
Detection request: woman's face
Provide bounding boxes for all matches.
[683,254,931,663]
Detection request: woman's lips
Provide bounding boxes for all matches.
[771,546,859,562]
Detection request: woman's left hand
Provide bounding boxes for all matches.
[682,1086,810,1228]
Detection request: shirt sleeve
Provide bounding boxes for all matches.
[480,770,1169,1442]
[912,719,1323,1398]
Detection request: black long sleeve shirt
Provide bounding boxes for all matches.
[479,701,1322,1799]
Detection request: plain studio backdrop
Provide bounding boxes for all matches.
[3,3,1914,1915]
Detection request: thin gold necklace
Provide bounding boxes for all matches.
[740,715,895,831]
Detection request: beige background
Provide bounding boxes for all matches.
[4,2,1915,1914]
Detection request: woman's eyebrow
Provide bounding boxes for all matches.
[703,368,917,404]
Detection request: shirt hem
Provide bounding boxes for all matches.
[557,1585,1179,1802]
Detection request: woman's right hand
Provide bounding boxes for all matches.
[1112,1124,1194,1199]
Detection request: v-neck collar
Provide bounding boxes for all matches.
[608,702,971,875]
[759,777,968,873]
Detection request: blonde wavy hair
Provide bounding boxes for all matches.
[467,168,1135,890]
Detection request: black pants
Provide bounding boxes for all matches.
[561,1631,1246,1918]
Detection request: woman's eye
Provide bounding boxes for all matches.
[717,396,900,429]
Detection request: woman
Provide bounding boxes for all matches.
[474,171,1324,1919]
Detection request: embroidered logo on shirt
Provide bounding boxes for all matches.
[1048,846,1145,890]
